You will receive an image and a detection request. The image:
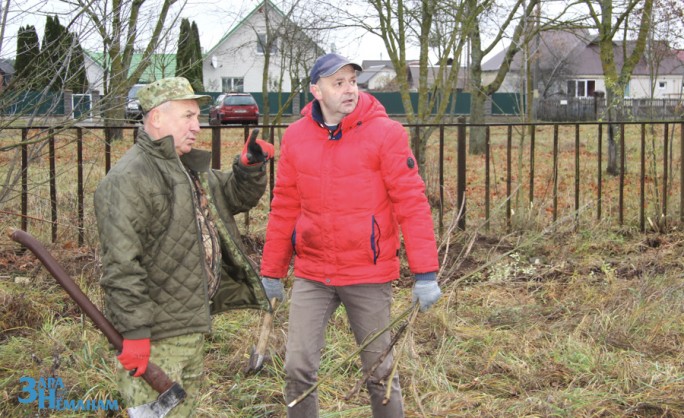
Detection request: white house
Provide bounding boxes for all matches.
[202,0,322,93]
[83,52,105,94]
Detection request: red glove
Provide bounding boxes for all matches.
[117,338,151,377]
[241,129,274,165]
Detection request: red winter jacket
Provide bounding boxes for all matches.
[260,92,438,285]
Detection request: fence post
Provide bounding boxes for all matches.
[506,125,512,232]
[104,126,112,174]
[21,129,28,232]
[457,116,466,230]
[662,123,668,229]
[49,128,57,243]
[269,127,275,205]
[574,124,580,230]
[680,120,684,223]
[77,128,85,246]
[91,90,100,119]
[211,126,221,170]
[485,126,490,231]
[438,125,444,237]
[640,124,645,232]
[63,89,73,119]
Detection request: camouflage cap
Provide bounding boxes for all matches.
[137,77,211,112]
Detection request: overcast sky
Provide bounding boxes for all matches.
[1,0,395,63]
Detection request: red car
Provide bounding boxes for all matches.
[209,93,259,125]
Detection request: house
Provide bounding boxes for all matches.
[406,60,468,92]
[0,59,14,91]
[357,60,396,90]
[83,51,177,93]
[202,0,322,93]
[482,29,684,99]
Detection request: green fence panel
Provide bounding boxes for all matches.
[369,92,471,115]
[1,91,64,116]
[370,92,407,114]
[73,94,92,119]
[427,91,471,115]
[250,92,296,117]
[492,93,524,115]
[445,92,471,114]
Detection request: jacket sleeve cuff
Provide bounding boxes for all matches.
[122,328,152,340]
[414,272,437,281]
[235,155,267,172]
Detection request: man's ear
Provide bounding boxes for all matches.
[310,84,322,100]
[147,107,162,128]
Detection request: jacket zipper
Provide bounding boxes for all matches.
[177,157,214,333]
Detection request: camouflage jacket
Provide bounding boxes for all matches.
[94,130,269,341]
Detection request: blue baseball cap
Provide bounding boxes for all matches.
[310,53,362,84]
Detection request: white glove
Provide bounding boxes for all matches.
[411,274,441,311]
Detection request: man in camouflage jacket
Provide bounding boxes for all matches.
[94,77,273,416]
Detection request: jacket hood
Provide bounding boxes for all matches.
[301,92,389,139]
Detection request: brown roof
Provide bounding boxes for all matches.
[483,30,684,77]
[482,29,592,72]
[571,40,684,76]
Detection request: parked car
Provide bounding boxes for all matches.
[209,93,259,125]
[125,84,146,122]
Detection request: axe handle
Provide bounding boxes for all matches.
[254,297,277,355]
[8,228,176,395]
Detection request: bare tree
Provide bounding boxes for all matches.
[466,0,541,154]
[69,0,187,137]
[313,0,470,176]
[581,0,654,175]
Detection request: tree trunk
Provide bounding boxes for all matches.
[469,88,487,154]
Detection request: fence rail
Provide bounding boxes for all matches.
[1,121,683,247]
[537,97,684,121]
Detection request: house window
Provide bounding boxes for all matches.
[567,80,596,97]
[257,33,278,55]
[658,81,666,89]
[222,77,244,92]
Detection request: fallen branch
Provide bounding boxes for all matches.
[344,304,417,401]
[383,304,420,404]
[287,303,417,408]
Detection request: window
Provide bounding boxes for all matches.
[567,80,596,97]
[256,33,278,55]
[222,77,244,92]
[658,81,667,89]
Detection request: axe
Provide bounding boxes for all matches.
[7,228,186,418]
[245,297,277,373]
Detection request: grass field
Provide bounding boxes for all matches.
[1,122,684,417]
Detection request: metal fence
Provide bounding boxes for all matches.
[537,97,684,121]
[2,120,683,247]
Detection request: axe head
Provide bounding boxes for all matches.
[127,383,186,418]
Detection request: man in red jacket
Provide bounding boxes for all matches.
[260,53,441,418]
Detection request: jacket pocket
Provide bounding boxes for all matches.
[369,215,381,264]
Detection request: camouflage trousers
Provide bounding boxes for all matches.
[116,333,204,418]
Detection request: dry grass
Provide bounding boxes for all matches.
[1,123,684,417]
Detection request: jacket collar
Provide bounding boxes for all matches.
[305,92,382,140]
[136,129,212,172]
